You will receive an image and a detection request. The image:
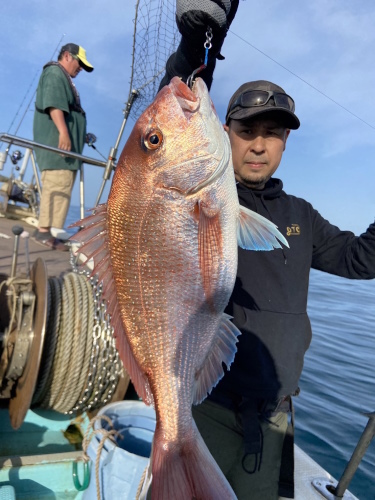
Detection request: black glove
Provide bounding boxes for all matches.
[176,0,239,58]
[159,0,239,91]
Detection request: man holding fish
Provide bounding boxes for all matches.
[152,1,375,498]
[73,1,375,498]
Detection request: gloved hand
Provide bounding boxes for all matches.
[176,0,239,58]
[158,0,239,91]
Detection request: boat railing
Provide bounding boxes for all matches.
[0,133,114,220]
[0,133,107,168]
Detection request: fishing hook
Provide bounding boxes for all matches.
[187,27,213,89]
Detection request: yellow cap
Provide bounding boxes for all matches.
[61,43,94,72]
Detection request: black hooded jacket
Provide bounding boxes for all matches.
[160,34,375,405]
[209,178,375,403]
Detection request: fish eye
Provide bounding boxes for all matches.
[143,128,163,150]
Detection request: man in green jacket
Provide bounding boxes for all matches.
[33,43,93,251]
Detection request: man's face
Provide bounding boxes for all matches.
[62,52,82,78]
[224,117,290,190]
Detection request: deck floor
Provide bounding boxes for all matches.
[0,215,72,278]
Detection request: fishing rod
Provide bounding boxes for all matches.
[312,410,375,499]
[94,89,139,207]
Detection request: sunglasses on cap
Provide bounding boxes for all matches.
[229,90,295,114]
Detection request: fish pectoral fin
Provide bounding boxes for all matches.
[237,206,289,250]
[192,313,241,405]
[198,203,223,301]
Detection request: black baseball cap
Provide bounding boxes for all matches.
[226,80,300,129]
[61,43,94,72]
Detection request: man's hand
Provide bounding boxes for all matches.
[176,0,239,57]
[57,131,72,151]
[49,108,71,151]
[158,0,239,90]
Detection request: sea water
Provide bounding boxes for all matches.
[67,206,375,499]
[297,269,375,499]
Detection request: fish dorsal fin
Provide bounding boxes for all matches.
[70,204,154,406]
[192,313,241,405]
[198,202,223,303]
[237,206,289,250]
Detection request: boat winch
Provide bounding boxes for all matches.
[0,225,129,430]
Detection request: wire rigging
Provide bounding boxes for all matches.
[5,69,40,137]
[7,34,66,140]
[229,30,375,131]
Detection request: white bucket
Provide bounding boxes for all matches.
[83,400,156,500]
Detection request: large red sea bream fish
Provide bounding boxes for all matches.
[72,76,288,499]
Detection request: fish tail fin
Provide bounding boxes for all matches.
[148,423,236,500]
[238,205,289,250]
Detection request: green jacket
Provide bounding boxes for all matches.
[33,64,87,171]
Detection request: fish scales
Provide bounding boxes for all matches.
[108,168,237,441]
[71,76,289,499]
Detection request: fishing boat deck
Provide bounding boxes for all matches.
[0,215,72,278]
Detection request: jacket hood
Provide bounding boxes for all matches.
[237,177,283,200]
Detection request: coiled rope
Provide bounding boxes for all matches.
[32,271,124,415]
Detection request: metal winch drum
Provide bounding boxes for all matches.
[0,228,129,430]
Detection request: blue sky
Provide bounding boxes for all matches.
[1,0,375,234]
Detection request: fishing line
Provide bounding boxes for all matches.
[229,30,375,131]
[88,143,108,161]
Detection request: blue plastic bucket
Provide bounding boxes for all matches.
[0,485,16,500]
[82,400,156,500]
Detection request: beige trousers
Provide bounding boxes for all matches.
[39,169,77,229]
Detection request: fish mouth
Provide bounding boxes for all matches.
[168,77,201,115]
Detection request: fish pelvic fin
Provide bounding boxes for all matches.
[237,205,289,250]
[112,309,154,406]
[149,421,236,500]
[198,202,223,303]
[193,313,241,405]
[69,204,154,406]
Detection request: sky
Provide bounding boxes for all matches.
[1,0,375,234]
